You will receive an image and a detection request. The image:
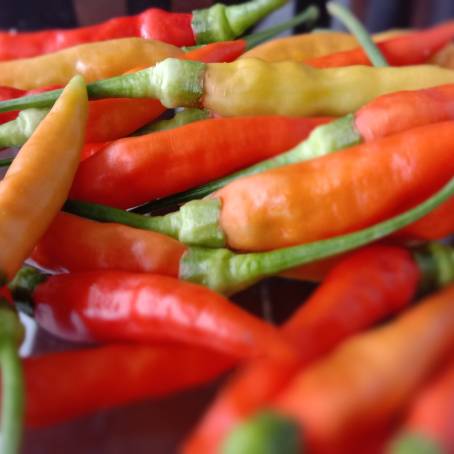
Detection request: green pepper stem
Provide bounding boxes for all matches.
[388,432,443,454]
[244,6,320,49]
[221,410,300,454]
[0,108,49,148]
[327,2,389,67]
[0,299,24,454]
[180,177,454,294]
[0,59,207,113]
[64,198,226,248]
[0,158,13,168]
[132,114,361,215]
[132,108,211,136]
[193,0,288,44]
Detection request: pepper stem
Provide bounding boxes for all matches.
[244,6,320,49]
[132,114,361,215]
[181,177,454,294]
[221,410,300,454]
[327,2,389,67]
[0,59,207,113]
[64,198,226,248]
[0,298,25,454]
[388,432,443,454]
[193,0,288,44]
[0,108,49,148]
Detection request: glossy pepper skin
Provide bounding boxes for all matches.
[270,285,454,453]
[0,38,183,90]
[31,213,186,276]
[0,76,87,281]
[70,116,328,209]
[13,269,291,360]
[22,343,234,427]
[213,121,454,251]
[306,21,454,68]
[183,245,422,454]
[389,356,454,454]
[0,0,286,60]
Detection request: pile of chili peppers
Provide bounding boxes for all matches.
[0,1,453,453]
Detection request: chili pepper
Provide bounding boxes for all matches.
[183,243,454,454]
[4,58,454,117]
[0,297,25,454]
[0,0,287,61]
[0,76,87,282]
[389,357,454,454]
[240,29,406,63]
[0,38,184,90]
[69,115,327,209]
[65,176,454,295]
[70,121,454,251]
[148,84,454,228]
[10,269,291,360]
[306,20,454,68]
[31,213,185,276]
[22,343,234,427]
[230,284,454,454]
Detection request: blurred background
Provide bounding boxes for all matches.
[1,0,451,453]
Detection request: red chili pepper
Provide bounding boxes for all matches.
[307,21,454,68]
[70,116,328,209]
[22,343,234,427]
[389,356,454,454]
[11,269,292,360]
[0,0,286,60]
[267,285,454,453]
[182,245,426,453]
[31,213,186,276]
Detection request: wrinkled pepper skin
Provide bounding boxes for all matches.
[23,343,234,427]
[0,76,87,280]
[183,246,421,454]
[31,213,186,276]
[272,285,454,453]
[70,116,328,209]
[203,59,454,117]
[0,38,183,90]
[29,271,291,360]
[215,121,454,251]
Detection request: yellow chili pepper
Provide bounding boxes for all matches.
[0,38,183,90]
[5,58,454,118]
[241,29,407,62]
[203,59,454,116]
[0,75,87,281]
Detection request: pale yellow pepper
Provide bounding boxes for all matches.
[241,29,408,63]
[0,75,87,280]
[203,58,454,116]
[0,38,183,90]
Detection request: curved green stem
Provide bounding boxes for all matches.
[181,177,454,294]
[244,5,319,49]
[132,114,361,214]
[192,0,288,44]
[327,1,388,67]
[0,299,24,454]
